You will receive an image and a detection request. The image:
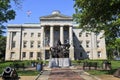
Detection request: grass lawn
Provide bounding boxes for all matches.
[17,70,40,76]
[0,60,120,76]
[83,60,120,75]
[0,60,41,76]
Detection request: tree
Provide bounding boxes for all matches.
[0,0,22,36]
[114,38,120,56]
[106,38,120,59]
[0,36,6,60]
[73,0,120,41]
[0,0,22,60]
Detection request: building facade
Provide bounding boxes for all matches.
[5,11,107,60]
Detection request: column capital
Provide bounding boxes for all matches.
[50,25,54,27]
[48,25,54,27]
[60,25,64,27]
[40,25,45,27]
[69,25,73,27]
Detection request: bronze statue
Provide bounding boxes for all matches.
[50,40,70,58]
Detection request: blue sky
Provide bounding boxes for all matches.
[8,0,75,24]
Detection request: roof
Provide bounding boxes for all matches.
[8,24,41,28]
[40,10,73,21]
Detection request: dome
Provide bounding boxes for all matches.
[52,10,61,15]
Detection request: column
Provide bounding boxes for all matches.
[50,26,54,47]
[41,26,45,60]
[5,32,11,60]
[60,26,64,44]
[69,26,73,46]
[9,32,12,50]
[69,26,74,60]
[8,32,12,50]
[41,26,44,47]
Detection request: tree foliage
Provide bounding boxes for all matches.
[0,0,22,60]
[73,0,120,40]
[106,38,120,59]
[0,36,6,60]
[0,0,22,36]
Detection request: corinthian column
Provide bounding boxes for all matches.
[60,26,64,44]
[50,26,54,47]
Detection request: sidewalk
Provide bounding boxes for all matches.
[36,66,101,80]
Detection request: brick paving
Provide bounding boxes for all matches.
[37,66,101,80]
[48,68,84,80]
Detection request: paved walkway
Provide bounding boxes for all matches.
[37,66,101,80]
[48,68,84,80]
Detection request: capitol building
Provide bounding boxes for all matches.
[5,11,107,61]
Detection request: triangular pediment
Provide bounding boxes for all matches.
[41,14,72,19]
[40,11,72,20]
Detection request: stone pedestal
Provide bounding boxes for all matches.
[69,47,74,60]
[48,58,71,68]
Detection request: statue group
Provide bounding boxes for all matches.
[50,40,70,58]
[49,40,71,68]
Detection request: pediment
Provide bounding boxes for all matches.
[40,14,72,20]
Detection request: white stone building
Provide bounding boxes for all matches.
[5,11,107,61]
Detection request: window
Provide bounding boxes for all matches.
[30,41,34,48]
[22,52,26,58]
[64,30,67,34]
[30,52,33,58]
[37,52,41,59]
[79,41,82,48]
[79,45,82,48]
[12,41,16,48]
[23,41,27,48]
[12,32,16,37]
[97,41,100,48]
[24,33,27,37]
[79,33,82,37]
[45,37,49,46]
[46,30,49,35]
[37,41,41,48]
[86,33,89,37]
[10,52,15,59]
[97,51,101,58]
[86,41,90,48]
[38,33,41,37]
[31,33,34,37]
[55,30,59,35]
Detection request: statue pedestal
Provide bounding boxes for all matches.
[48,58,71,68]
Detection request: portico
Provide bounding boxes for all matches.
[40,25,74,60]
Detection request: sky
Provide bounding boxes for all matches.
[8,0,75,24]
